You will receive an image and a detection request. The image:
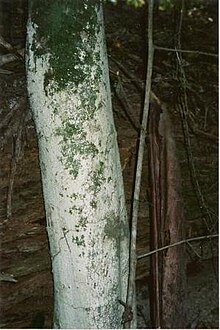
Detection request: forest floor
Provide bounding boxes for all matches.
[0,1,218,328]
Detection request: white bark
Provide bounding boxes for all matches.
[26,2,129,328]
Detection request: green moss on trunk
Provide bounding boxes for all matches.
[30,0,101,91]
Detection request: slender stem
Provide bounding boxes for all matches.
[137,234,218,260]
[154,45,218,57]
[125,0,154,327]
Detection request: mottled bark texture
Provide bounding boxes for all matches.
[26,1,129,328]
[148,102,187,328]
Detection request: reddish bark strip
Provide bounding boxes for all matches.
[148,101,163,329]
[148,102,187,328]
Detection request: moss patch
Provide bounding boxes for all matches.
[31,0,102,91]
[72,234,85,247]
[55,119,98,178]
[89,161,105,193]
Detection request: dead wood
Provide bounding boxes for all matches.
[148,102,187,328]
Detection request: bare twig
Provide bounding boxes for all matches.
[137,234,218,260]
[0,97,27,151]
[186,241,203,259]
[125,0,154,328]
[0,33,24,68]
[0,69,13,75]
[0,54,18,67]
[7,131,23,219]
[0,96,26,130]
[0,272,17,283]
[6,100,29,220]
[109,55,144,92]
[154,45,218,58]
[174,2,218,282]
[121,142,137,172]
[113,71,140,132]
[189,126,217,143]
[175,51,215,232]
[0,34,13,51]
[109,57,161,107]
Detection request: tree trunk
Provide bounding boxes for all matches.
[26,1,129,328]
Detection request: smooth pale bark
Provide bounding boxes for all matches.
[26,1,129,328]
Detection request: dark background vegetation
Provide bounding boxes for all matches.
[0,0,218,328]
